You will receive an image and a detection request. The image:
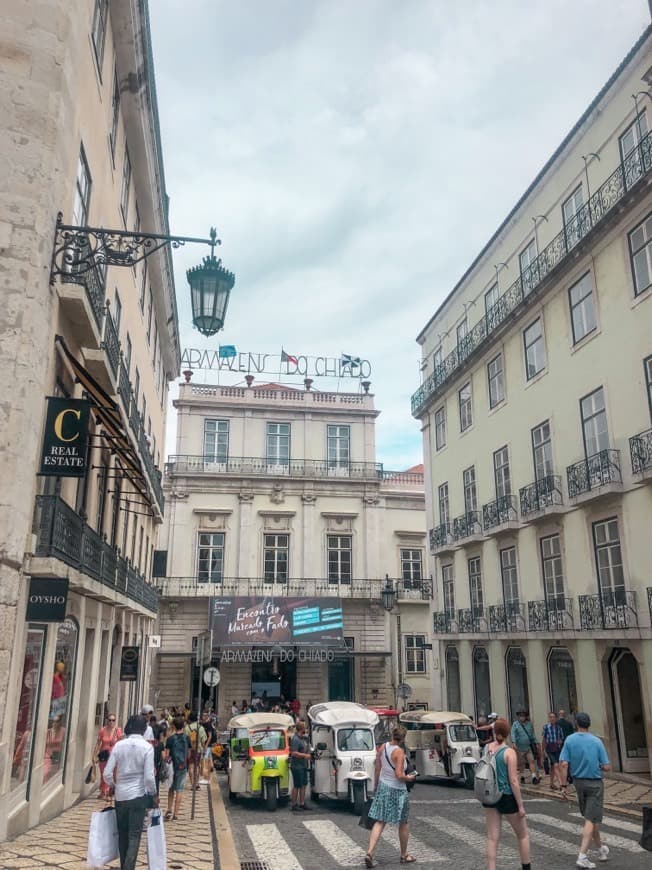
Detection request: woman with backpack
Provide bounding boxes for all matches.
[482,718,531,870]
[165,716,190,820]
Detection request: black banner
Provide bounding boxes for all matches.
[39,397,91,477]
[119,646,140,681]
[26,577,69,622]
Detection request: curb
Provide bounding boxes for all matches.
[520,783,645,820]
[209,775,240,870]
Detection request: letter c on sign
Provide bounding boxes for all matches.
[54,408,81,442]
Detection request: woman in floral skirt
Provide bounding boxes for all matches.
[365,725,418,867]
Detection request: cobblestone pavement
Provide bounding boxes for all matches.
[222,777,649,870]
[0,781,217,870]
[522,772,652,816]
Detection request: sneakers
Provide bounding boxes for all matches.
[291,804,299,812]
[598,845,610,862]
[198,779,209,785]
[532,775,541,785]
[299,804,311,811]
[576,855,596,869]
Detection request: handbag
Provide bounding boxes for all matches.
[358,798,375,830]
[147,809,167,870]
[87,806,118,868]
[97,749,110,763]
[85,764,96,784]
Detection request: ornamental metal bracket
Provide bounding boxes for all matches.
[50,211,219,284]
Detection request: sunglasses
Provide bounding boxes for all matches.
[108,718,116,722]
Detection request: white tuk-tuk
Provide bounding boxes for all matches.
[309,701,379,814]
[399,710,480,787]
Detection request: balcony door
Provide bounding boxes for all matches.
[609,649,649,773]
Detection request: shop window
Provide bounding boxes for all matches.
[43,618,79,784]
[473,646,492,719]
[11,626,47,794]
[506,646,529,722]
[547,647,577,716]
[445,646,461,711]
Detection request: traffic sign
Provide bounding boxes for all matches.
[203,666,220,687]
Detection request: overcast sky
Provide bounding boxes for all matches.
[149,0,650,469]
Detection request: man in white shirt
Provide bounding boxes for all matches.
[104,715,158,870]
[141,704,156,743]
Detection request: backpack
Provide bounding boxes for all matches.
[169,733,188,771]
[187,724,199,752]
[474,746,506,806]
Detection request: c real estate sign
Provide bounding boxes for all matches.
[209,596,344,647]
[39,397,91,477]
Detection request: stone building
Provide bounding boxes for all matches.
[0,1,178,836]
[154,380,433,724]
[412,28,652,772]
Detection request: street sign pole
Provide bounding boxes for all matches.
[191,630,212,820]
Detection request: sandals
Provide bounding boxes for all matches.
[400,856,417,864]
[364,855,375,868]
[164,811,173,821]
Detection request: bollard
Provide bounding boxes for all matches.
[640,804,652,851]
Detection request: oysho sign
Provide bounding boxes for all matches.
[39,397,91,477]
[26,577,69,622]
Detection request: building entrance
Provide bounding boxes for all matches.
[328,658,353,701]
[252,658,296,706]
[609,648,649,773]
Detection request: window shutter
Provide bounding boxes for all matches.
[152,549,167,578]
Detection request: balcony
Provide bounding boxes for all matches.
[488,602,526,632]
[578,590,638,630]
[452,511,485,545]
[411,129,652,418]
[528,597,574,631]
[482,495,519,535]
[33,495,157,613]
[380,470,424,489]
[83,306,121,395]
[166,455,383,482]
[433,611,456,634]
[429,523,455,554]
[566,449,622,502]
[56,248,106,349]
[457,607,487,633]
[155,576,433,601]
[630,427,652,481]
[519,474,564,520]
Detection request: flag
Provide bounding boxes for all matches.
[281,349,299,365]
[219,345,237,358]
[341,354,361,371]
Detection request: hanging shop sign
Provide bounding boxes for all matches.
[119,646,140,681]
[209,596,344,647]
[180,347,372,379]
[25,577,69,622]
[39,397,91,477]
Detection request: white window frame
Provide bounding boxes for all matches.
[434,405,446,450]
[327,425,350,470]
[91,0,108,73]
[540,534,564,603]
[523,317,546,380]
[459,382,473,431]
[562,184,584,249]
[628,211,652,297]
[500,546,519,605]
[266,422,290,467]
[592,518,625,597]
[487,353,505,408]
[401,549,423,586]
[327,535,352,584]
[442,564,455,618]
[438,482,449,526]
[485,283,499,316]
[568,272,597,344]
[531,420,553,481]
[263,533,289,583]
[493,446,511,499]
[520,238,538,295]
[468,557,483,614]
[405,635,426,674]
[203,419,229,464]
[580,386,609,457]
[72,146,92,227]
[463,465,477,513]
[197,532,224,584]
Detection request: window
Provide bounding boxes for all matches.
[203,420,229,462]
[433,346,442,370]
[146,286,153,344]
[442,564,455,618]
[540,534,564,605]
[580,387,609,457]
[500,547,519,604]
[120,147,131,224]
[620,112,649,187]
[327,425,350,468]
[197,532,224,583]
[434,406,446,450]
[562,185,584,249]
[487,353,505,408]
[628,212,652,297]
[113,290,122,334]
[405,636,426,674]
[523,318,545,379]
[519,238,537,295]
[645,356,652,421]
[592,518,625,598]
[133,368,140,410]
[401,549,423,586]
[43,618,78,785]
[531,420,553,481]
[468,557,483,615]
[506,647,529,723]
[485,283,499,316]
[493,446,511,499]
[139,263,147,313]
[463,466,477,513]
[141,395,146,425]
[72,147,92,226]
[568,272,597,343]
[473,647,492,719]
[456,318,468,350]
[109,65,120,160]
[445,647,461,711]
[12,627,46,793]
[459,382,472,431]
[91,0,108,72]
[266,423,290,466]
[328,535,352,583]
[125,334,132,374]
[264,534,289,582]
[548,648,577,717]
[438,482,449,526]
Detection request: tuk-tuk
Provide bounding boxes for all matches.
[399,710,480,787]
[227,712,294,810]
[309,701,379,814]
[367,707,399,745]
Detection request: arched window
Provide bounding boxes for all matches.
[43,618,79,784]
[473,646,492,719]
[547,648,577,715]
[446,646,461,712]
[505,646,529,722]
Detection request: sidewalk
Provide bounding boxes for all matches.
[522,771,652,818]
[0,780,218,870]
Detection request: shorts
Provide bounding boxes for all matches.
[171,769,187,792]
[546,750,561,764]
[291,766,308,788]
[203,747,212,760]
[574,778,604,823]
[484,793,519,815]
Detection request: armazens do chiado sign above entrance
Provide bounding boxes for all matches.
[181,346,372,379]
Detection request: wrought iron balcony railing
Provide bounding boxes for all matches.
[578,590,638,630]
[411,129,652,417]
[433,611,456,634]
[166,455,383,481]
[519,475,563,516]
[630,427,652,474]
[34,495,157,612]
[118,360,131,413]
[62,238,106,330]
[528,597,574,631]
[482,494,518,531]
[452,511,483,541]
[429,522,452,552]
[488,602,526,632]
[102,306,120,379]
[566,449,621,498]
[457,607,487,633]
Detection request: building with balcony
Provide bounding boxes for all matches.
[154,380,432,723]
[413,29,652,774]
[0,0,178,837]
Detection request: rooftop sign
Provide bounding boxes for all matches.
[181,347,372,379]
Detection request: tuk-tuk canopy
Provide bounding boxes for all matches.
[308,701,379,728]
[367,707,399,718]
[228,712,295,730]
[399,710,472,727]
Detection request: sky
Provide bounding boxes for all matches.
[149,0,651,469]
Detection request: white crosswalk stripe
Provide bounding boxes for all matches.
[302,819,366,866]
[381,824,446,862]
[570,811,642,834]
[418,814,520,861]
[247,823,302,870]
[528,813,644,854]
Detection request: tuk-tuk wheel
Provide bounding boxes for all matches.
[228,787,238,803]
[311,791,320,802]
[264,778,278,811]
[463,765,475,789]
[352,781,366,815]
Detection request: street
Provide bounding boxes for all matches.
[222,779,648,870]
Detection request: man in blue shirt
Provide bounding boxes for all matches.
[559,712,611,869]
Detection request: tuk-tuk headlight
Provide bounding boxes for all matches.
[351,757,364,771]
[464,747,473,757]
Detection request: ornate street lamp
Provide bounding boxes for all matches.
[187,229,235,337]
[382,574,397,612]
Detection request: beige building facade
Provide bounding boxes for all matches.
[412,29,652,772]
[155,380,434,724]
[0,0,178,837]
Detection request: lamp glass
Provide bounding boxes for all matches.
[382,579,396,612]
[187,255,235,337]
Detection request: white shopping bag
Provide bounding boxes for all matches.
[86,806,119,868]
[147,809,167,870]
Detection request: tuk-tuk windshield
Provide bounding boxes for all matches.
[449,724,476,743]
[337,727,374,751]
[250,729,286,751]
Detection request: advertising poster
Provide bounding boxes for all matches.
[209,596,344,646]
